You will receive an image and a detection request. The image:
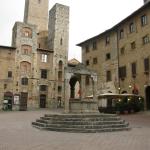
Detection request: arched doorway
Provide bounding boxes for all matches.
[69,76,80,99]
[145,86,150,110]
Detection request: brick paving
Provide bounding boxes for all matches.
[0,110,150,150]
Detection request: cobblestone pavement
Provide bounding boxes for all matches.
[0,110,150,150]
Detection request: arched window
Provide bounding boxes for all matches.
[59,60,63,70]
[21,45,32,55]
[20,61,31,74]
[22,27,32,38]
[21,78,28,85]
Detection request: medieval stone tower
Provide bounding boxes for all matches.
[5,0,70,110]
[48,4,69,106]
[24,0,49,32]
[144,0,150,4]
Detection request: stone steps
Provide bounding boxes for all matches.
[36,119,125,125]
[32,113,130,133]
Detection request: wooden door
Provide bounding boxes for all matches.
[20,92,28,111]
[40,94,46,108]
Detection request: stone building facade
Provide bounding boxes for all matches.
[77,1,150,110]
[0,0,69,110]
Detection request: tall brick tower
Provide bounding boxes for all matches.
[48,4,69,107]
[24,0,49,32]
[144,0,150,4]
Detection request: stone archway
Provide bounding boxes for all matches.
[145,86,150,110]
[69,75,80,99]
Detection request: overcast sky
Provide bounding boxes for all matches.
[0,0,143,61]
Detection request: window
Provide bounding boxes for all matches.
[41,54,48,63]
[106,70,112,82]
[60,38,63,45]
[131,41,136,49]
[21,78,28,85]
[92,41,97,50]
[106,36,110,45]
[129,23,135,33]
[85,45,89,53]
[141,15,147,26]
[144,58,149,73]
[59,61,63,70]
[131,62,136,78]
[58,71,62,81]
[93,57,97,64]
[143,35,149,44]
[41,69,47,79]
[20,61,31,74]
[40,85,47,91]
[106,53,111,60]
[119,66,126,79]
[86,60,89,66]
[58,86,62,93]
[4,84,7,89]
[38,0,41,4]
[120,47,125,55]
[21,45,32,55]
[8,71,12,78]
[119,29,124,39]
[86,76,90,85]
[22,27,32,38]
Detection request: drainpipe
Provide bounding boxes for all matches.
[116,29,120,94]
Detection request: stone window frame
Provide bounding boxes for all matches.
[22,27,32,38]
[58,60,63,70]
[41,54,48,63]
[144,57,149,73]
[86,60,90,66]
[131,41,136,49]
[8,71,12,78]
[119,66,127,80]
[120,47,125,55]
[93,57,98,64]
[85,45,89,53]
[141,14,148,26]
[41,69,48,79]
[131,62,137,78]
[58,71,63,81]
[21,45,32,55]
[119,29,124,39]
[143,35,150,45]
[106,70,112,82]
[92,41,97,50]
[105,35,110,45]
[21,77,28,85]
[129,22,135,33]
[40,85,47,91]
[106,53,111,60]
[20,61,31,75]
[58,86,62,93]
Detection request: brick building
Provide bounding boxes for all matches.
[0,0,69,110]
[77,0,150,110]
